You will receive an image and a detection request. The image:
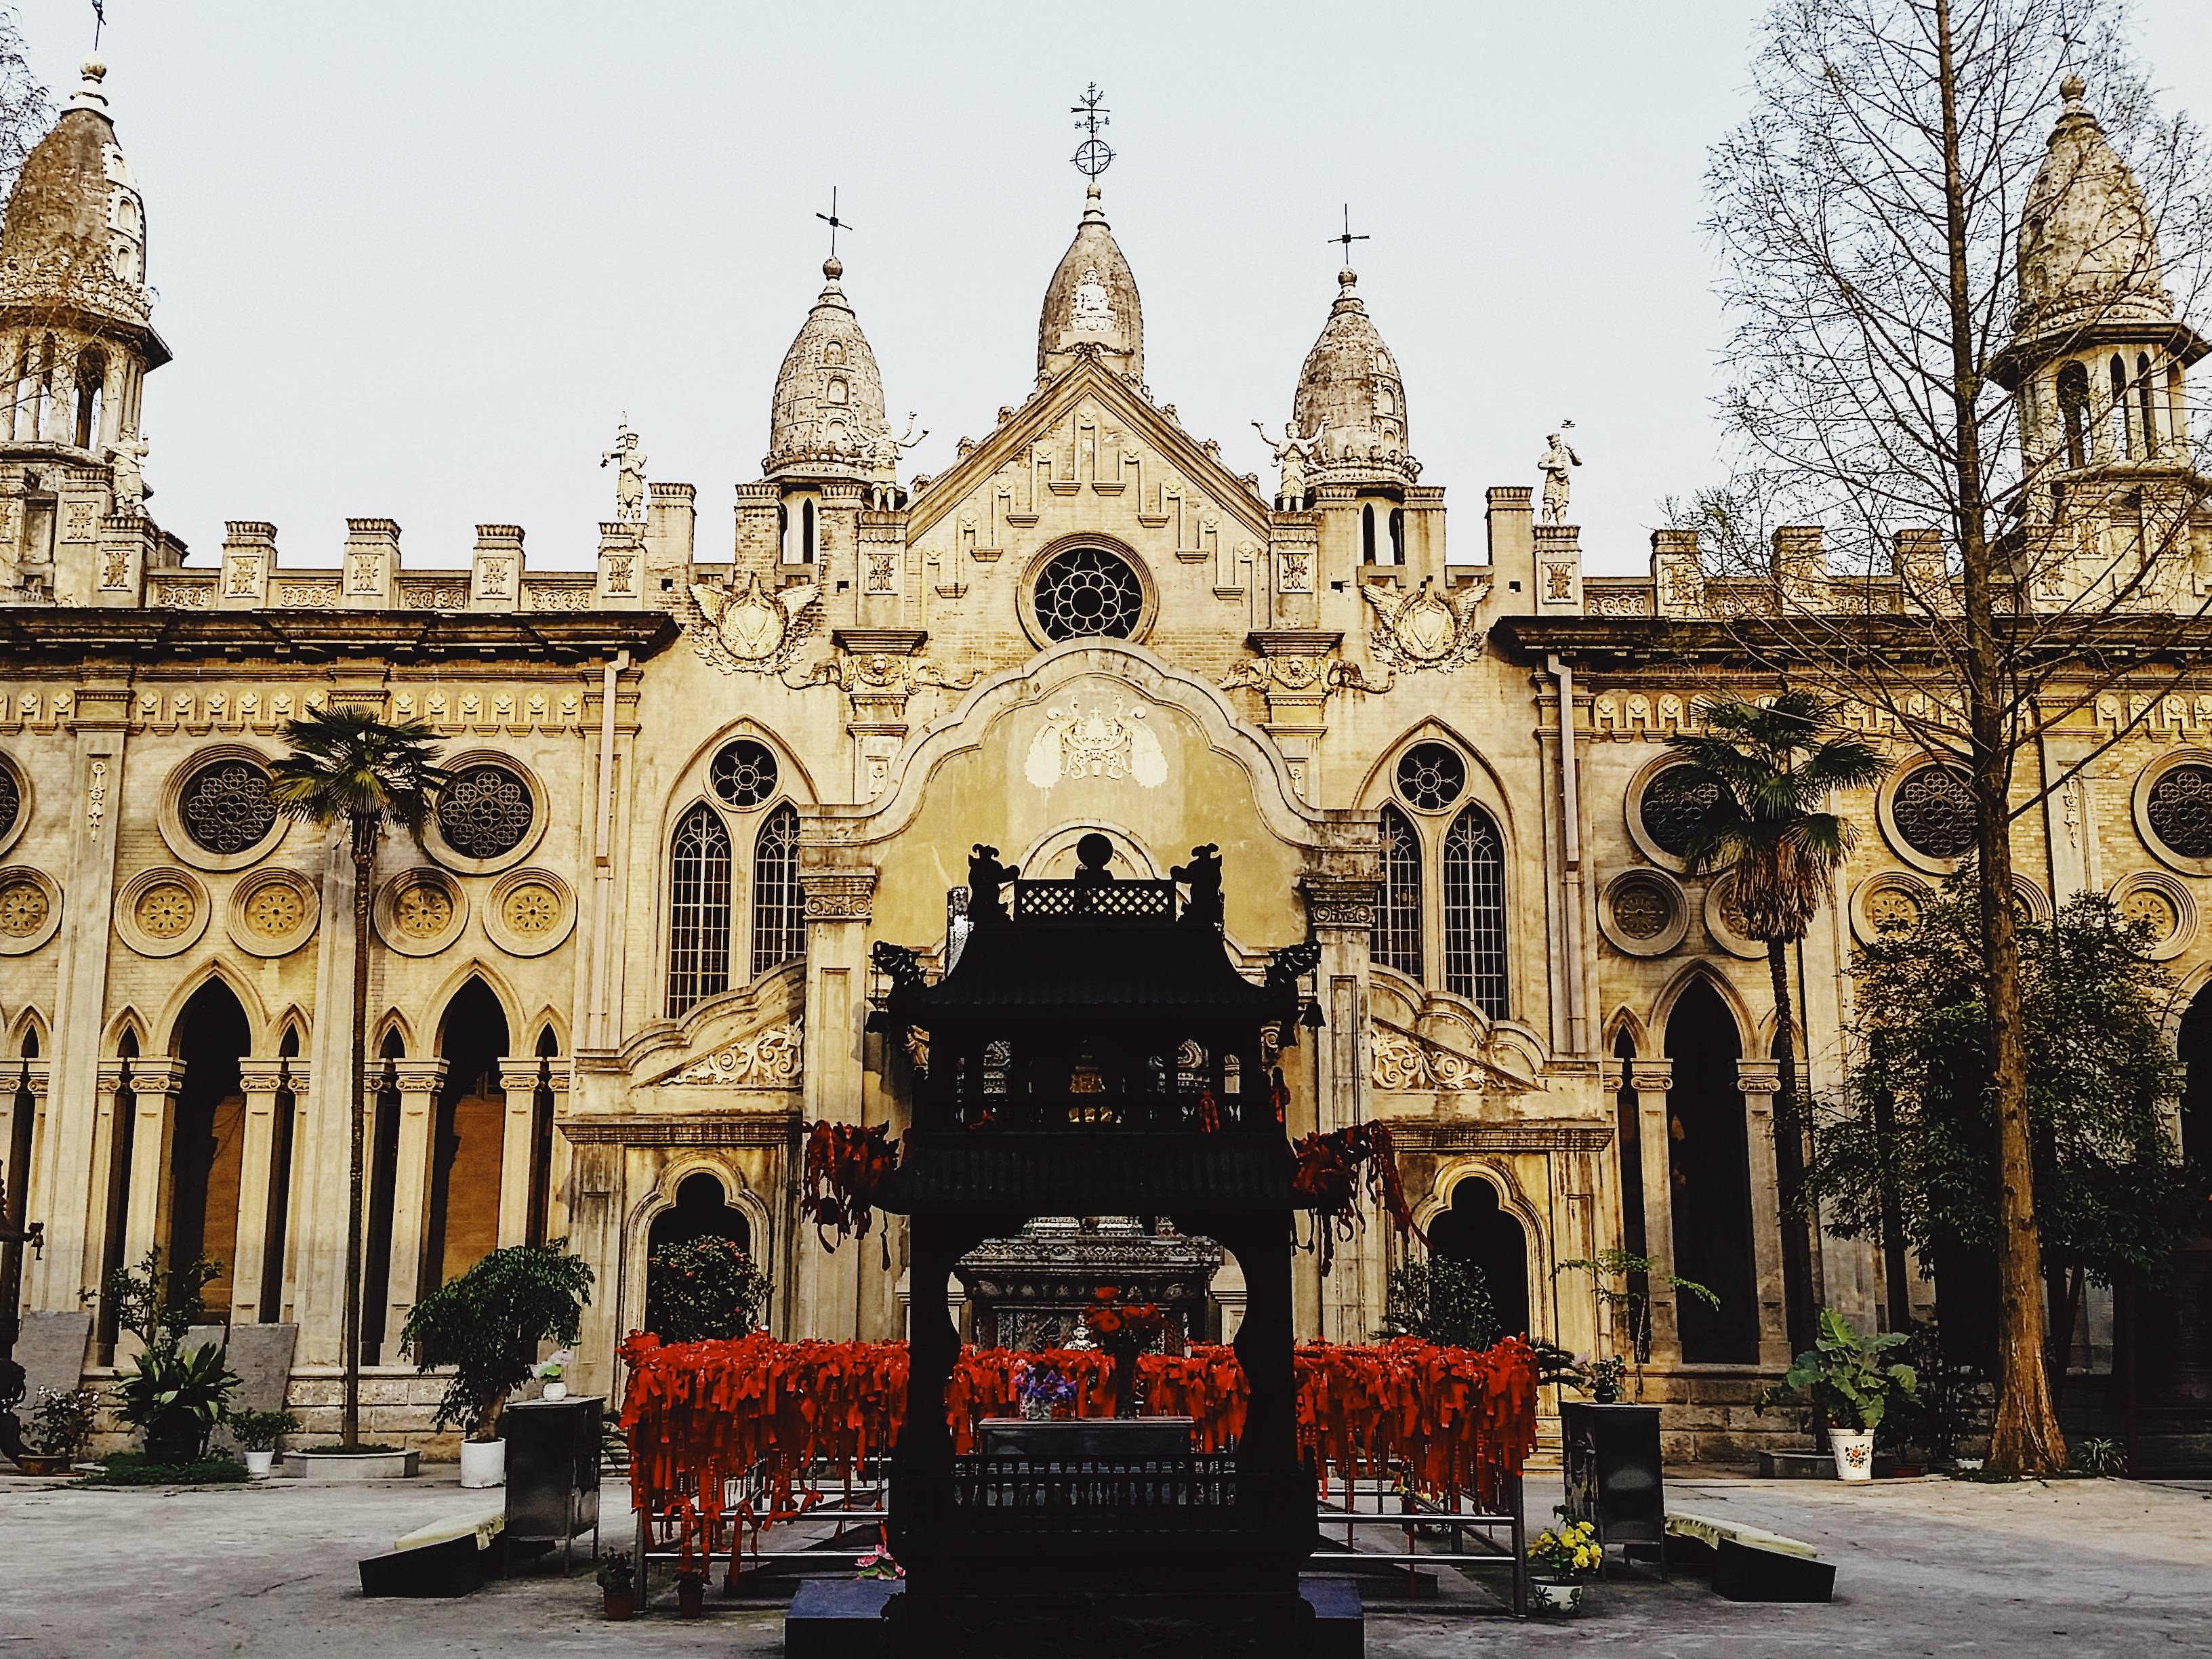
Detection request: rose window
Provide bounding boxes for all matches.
[136,882,195,939]
[1032,546,1143,641]
[2146,764,2212,860]
[0,879,45,937]
[1395,743,1467,812]
[2121,885,2178,939]
[1891,764,1976,859]
[1610,879,1673,940]
[710,739,780,809]
[179,759,277,855]
[0,765,18,840]
[1640,765,1721,857]
[1867,884,1922,933]
[247,885,304,938]
[436,764,535,859]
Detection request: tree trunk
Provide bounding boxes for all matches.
[1766,939,1817,1355]
[1932,0,2064,1475]
[342,835,373,1450]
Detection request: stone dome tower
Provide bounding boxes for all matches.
[0,56,167,458]
[764,255,893,487]
[1037,184,1143,388]
[1996,75,2209,544]
[1292,266,1416,490]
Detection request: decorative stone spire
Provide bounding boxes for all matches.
[0,54,153,319]
[2013,73,2172,342]
[1036,183,1144,388]
[1291,267,1417,486]
[764,255,894,483]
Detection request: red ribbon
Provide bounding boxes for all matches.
[1290,1120,1425,1271]
[799,1121,899,1247]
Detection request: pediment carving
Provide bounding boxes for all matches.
[650,1018,804,1088]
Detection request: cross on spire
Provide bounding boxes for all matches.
[1330,205,1370,266]
[90,0,105,51]
[816,187,853,260]
[1071,83,1114,180]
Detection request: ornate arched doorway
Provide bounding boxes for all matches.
[644,1172,754,1340]
[1429,1176,1531,1340]
[168,981,251,1315]
[1664,980,1759,1362]
[426,979,508,1288]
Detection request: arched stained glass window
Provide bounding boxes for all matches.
[1442,804,1508,1017]
[750,802,804,977]
[1371,804,1423,980]
[666,803,732,1017]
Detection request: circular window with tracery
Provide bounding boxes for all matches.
[179,758,277,855]
[1891,764,1976,859]
[1395,743,1467,812]
[2146,763,2212,860]
[710,739,780,809]
[1639,764,1721,857]
[1032,546,1144,641]
[0,763,18,841]
[436,764,535,861]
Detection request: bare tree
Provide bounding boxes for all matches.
[0,7,53,203]
[1697,0,2212,1473]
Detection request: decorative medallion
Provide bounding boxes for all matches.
[1024,698,1168,789]
[1850,871,1931,944]
[227,868,319,958]
[1360,575,1490,672]
[1599,869,1689,957]
[0,873,51,944]
[654,1018,806,1088]
[1702,872,1766,959]
[398,882,452,937]
[2108,869,2195,960]
[376,869,467,956]
[136,881,196,939]
[436,764,536,861]
[689,571,821,674]
[485,867,577,958]
[115,867,210,957]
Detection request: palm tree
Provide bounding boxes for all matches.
[1665,691,1884,1355]
[269,707,449,1448]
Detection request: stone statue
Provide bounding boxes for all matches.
[1170,843,1223,927]
[601,419,648,523]
[1252,416,1327,504]
[106,426,148,516]
[966,844,1020,922]
[1538,422,1580,526]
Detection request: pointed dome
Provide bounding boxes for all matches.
[1292,267,1417,485]
[2015,75,2171,337]
[1037,184,1143,387]
[764,256,893,483]
[0,58,152,329]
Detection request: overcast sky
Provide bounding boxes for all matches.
[18,1,2212,576]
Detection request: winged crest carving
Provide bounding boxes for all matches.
[689,571,819,674]
[1361,575,1492,672]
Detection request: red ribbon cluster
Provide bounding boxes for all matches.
[799,1121,899,1246]
[619,1331,1537,1566]
[1290,1120,1425,1271]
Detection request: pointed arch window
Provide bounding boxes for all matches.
[2057,361,2089,470]
[666,802,733,1017]
[750,802,804,977]
[1389,507,1406,565]
[2138,352,2158,458]
[1361,503,1378,565]
[802,499,817,563]
[1372,804,1423,979]
[2111,354,2131,457]
[1441,804,1508,1017]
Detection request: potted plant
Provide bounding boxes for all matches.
[1759,1307,1919,1483]
[675,1568,707,1618]
[229,1408,301,1479]
[1526,1513,1601,1612]
[19,1385,100,1475]
[1585,1356,1627,1405]
[596,1551,635,1620]
[401,1240,593,1489]
[1556,1250,1719,1400]
[537,1350,573,1402]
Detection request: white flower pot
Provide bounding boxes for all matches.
[1530,1578,1586,1614]
[541,1380,568,1401]
[243,1449,276,1480]
[1830,1429,1875,1482]
[459,1437,506,1489]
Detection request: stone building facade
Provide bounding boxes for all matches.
[1,62,2206,1456]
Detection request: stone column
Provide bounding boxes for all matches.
[1627,1060,1681,1362]
[276,1062,311,1326]
[379,1059,449,1355]
[1736,1059,1794,1368]
[794,864,876,1342]
[119,1058,186,1284]
[1300,873,1378,1345]
[297,830,361,1366]
[541,1064,573,1246]
[496,1057,543,1248]
[225,1059,289,1326]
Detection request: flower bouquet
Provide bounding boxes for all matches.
[1015,1360,1077,1422]
[1084,1288,1172,1418]
[1527,1513,1600,1612]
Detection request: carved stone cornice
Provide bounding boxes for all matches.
[1628,1061,1675,1092]
[554,1110,801,1147]
[649,1019,803,1088]
[1300,874,1377,931]
[1736,1060,1782,1096]
[390,1060,449,1095]
[236,1063,287,1096]
[801,868,878,922]
[1387,1121,1613,1155]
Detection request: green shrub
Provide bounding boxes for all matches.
[117,1339,239,1465]
[227,1408,301,1452]
[1759,1307,1919,1433]
[27,1386,100,1460]
[1378,1256,1498,1350]
[85,1451,249,1486]
[644,1235,771,1344]
[401,1240,593,1441]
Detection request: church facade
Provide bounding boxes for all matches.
[1,60,2206,1456]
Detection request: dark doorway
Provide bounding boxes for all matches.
[169,981,251,1315]
[361,1033,404,1364]
[1664,981,1760,1362]
[425,981,509,1290]
[2179,984,2212,1170]
[1429,1176,1531,1340]
[649,1172,750,1256]
[258,1027,302,1323]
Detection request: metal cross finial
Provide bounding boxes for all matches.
[1330,205,1370,264]
[816,187,853,260]
[1071,83,1114,180]
[91,0,105,51]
